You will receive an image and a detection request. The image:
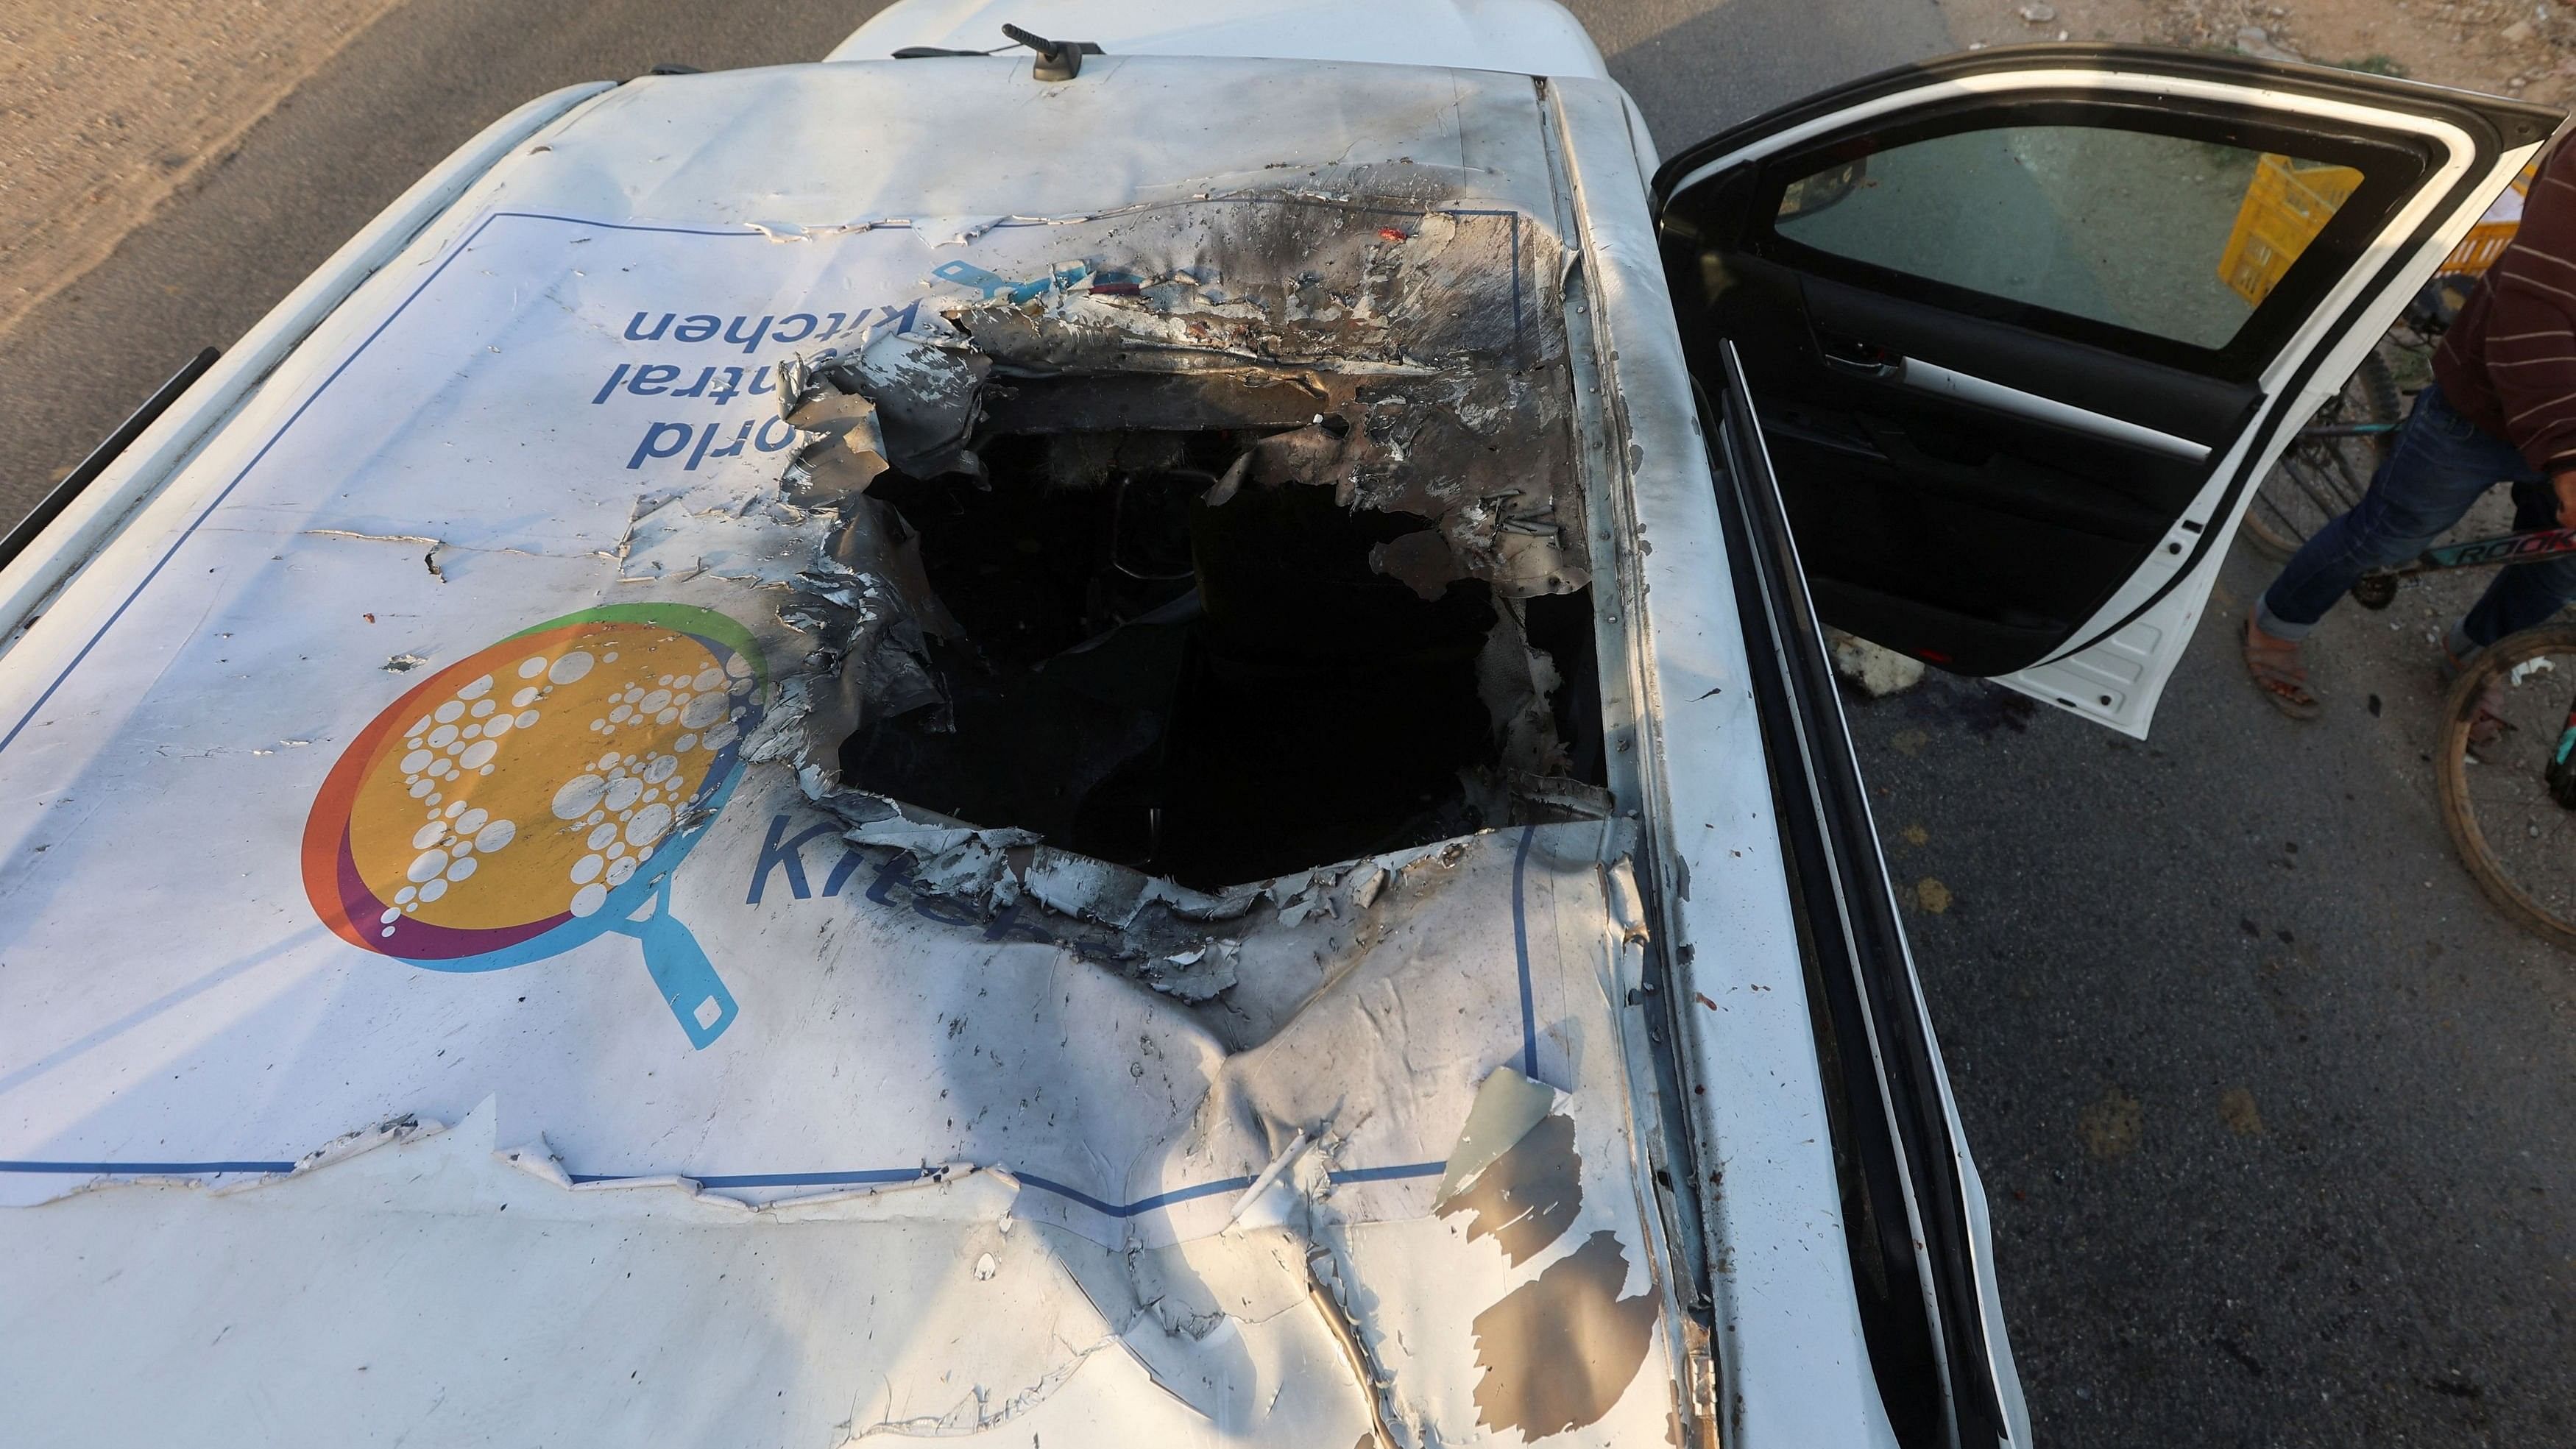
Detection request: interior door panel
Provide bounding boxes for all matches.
[1801,278,2260,445]
[1654,45,2558,718]
[1716,259,2256,671]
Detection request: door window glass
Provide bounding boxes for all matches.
[1772,126,2354,350]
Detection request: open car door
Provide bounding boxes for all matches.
[1654,44,2561,734]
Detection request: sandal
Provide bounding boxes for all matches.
[2468,674,2512,750]
[2439,635,2512,749]
[2243,618,2321,719]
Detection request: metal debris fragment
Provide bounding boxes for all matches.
[1138,939,1239,1002]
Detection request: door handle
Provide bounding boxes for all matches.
[1818,336,1903,380]
[1823,352,1903,380]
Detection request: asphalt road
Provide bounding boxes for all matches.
[5,3,2568,1445]
[1854,539,2576,1446]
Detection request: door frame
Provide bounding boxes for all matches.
[1704,338,2021,1449]
[1656,44,2558,734]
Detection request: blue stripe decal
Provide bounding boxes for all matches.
[1327,1161,1446,1186]
[0,1159,295,1175]
[0,1159,1452,1217]
[1512,823,1538,1079]
[567,1167,924,1190]
[1011,1172,1254,1219]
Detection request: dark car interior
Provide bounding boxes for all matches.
[842,425,1606,888]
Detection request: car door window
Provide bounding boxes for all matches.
[1774,126,2350,350]
[1747,107,2426,380]
[1655,53,2553,734]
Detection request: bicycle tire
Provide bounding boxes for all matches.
[2242,346,2402,561]
[2435,621,2576,952]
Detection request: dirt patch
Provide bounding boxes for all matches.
[0,0,406,341]
[2079,1083,2146,1157]
[2218,1085,2268,1135]
[1948,0,2576,107]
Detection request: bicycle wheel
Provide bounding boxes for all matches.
[2435,623,2576,951]
[2241,347,2402,561]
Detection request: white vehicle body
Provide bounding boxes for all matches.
[832,0,1613,84]
[0,4,2548,1448]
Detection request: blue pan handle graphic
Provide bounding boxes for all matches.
[930,258,1089,304]
[609,875,737,1049]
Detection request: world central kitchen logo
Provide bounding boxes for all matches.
[302,604,765,1048]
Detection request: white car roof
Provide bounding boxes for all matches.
[0,57,1750,1447]
[832,0,1611,79]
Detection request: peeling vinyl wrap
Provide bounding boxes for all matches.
[0,60,1705,1449]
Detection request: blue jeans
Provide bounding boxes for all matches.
[2258,383,2576,653]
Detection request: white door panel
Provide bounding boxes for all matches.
[2000,127,2540,734]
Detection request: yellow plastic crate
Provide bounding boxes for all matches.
[2218,154,2365,307]
[2436,160,2536,277]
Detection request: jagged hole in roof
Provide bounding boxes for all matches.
[777,196,1611,893]
[845,422,1605,888]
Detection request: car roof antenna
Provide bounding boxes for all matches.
[999,24,1100,82]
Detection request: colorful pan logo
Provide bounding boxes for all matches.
[304,604,767,1048]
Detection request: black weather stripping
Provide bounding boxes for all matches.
[1705,342,2010,1448]
[0,346,219,575]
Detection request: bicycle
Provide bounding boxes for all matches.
[2239,341,2406,561]
[2240,275,2481,562]
[2229,146,2524,561]
[2352,524,2576,947]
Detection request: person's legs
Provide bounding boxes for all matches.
[2257,384,2534,641]
[2455,476,2576,654]
[2438,478,2572,748]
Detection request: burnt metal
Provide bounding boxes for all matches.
[976,372,1327,436]
[768,180,1600,896]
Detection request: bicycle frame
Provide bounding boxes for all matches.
[2349,521,2576,609]
[2550,690,2576,807]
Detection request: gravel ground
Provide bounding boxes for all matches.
[1944,0,2576,105]
[0,0,406,341]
